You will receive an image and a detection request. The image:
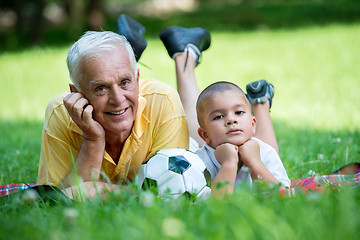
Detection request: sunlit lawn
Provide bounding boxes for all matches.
[0,23,359,240]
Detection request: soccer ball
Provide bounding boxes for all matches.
[138,148,211,200]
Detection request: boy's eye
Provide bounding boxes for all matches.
[213,115,223,120]
[236,111,245,115]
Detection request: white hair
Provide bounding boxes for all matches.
[67,31,137,89]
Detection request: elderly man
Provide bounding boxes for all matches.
[37,30,190,188]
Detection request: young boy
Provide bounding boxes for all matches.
[194,81,290,196]
[159,26,291,197]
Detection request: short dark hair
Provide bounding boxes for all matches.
[196,81,249,126]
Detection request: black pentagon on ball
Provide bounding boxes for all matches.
[168,155,191,174]
[203,168,212,186]
[142,178,158,195]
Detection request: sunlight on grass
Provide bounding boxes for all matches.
[140,23,360,131]
[1,47,69,121]
[1,23,359,240]
[1,24,359,131]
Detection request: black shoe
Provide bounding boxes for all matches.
[0,185,70,205]
[246,80,275,108]
[116,14,147,62]
[159,26,211,64]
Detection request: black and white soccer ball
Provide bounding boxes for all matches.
[138,148,211,200]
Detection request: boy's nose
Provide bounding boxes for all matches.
[226,118,238,125]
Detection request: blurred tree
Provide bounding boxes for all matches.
[86,0,105,30]
[62,0,84,37]
[3,0,46,44]
[0,0,105,46]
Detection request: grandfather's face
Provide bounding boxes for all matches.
[78,46,139,138]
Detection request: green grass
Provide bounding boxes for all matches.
[1,23,359,239]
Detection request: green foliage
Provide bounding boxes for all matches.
[1,0,360,50]
[1,23,359,239]
[1,184,359,240]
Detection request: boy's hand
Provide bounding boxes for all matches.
[63,92,105,142]
[211,143,239,198]
[214,143,239,167]
[238,139,261,168]
[238,139,280,185]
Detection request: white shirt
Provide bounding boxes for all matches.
[195,137,291,188]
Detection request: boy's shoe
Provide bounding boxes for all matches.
[116,14,147,62]
[246,79,275,108]
[159,26,211,65]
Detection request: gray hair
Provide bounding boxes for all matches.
[67,31,137,89]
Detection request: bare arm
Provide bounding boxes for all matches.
[62,92,106,187]
[238,139,280,185]
[210,143,239,198]
[62,181,120,200]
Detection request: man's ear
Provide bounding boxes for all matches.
[69,84,78,93]
[198,127,211,145]
[136,68,140,83]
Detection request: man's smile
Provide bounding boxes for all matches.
[107,107,128,115]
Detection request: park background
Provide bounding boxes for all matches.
[1,0,360,239]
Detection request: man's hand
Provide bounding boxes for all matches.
[63,92,105,141]
[62,92,106,187]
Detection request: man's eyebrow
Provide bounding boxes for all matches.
[119,73,133,80]
[89,80,104,87]
[88,74,134,87]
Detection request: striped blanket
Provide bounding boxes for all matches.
[1,163,359,198]
[0,183,37,197]
[280,162,360,197]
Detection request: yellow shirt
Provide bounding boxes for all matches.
[38,79,189,186]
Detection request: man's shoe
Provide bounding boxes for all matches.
[159,26,211,64]
[116,14,147,62]
[246,80,275,108]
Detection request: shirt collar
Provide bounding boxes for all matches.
[204,143,222,169]
[132,95,148,139]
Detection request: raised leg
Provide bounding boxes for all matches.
[252,102,279,153]
[160,26,211,146]
[174,53,203,145]
[246,80,279,153]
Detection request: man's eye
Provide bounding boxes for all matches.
[121,80,130,86]
[96,86,105,92]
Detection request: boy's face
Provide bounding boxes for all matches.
[198,90,256,148]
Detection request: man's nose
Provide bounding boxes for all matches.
[109,86,126,104]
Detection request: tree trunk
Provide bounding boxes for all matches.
[86,0,104,31]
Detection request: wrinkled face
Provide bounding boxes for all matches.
[198,90,256,148]
[78,46,139,138]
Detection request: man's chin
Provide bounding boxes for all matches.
[104,122,134,136]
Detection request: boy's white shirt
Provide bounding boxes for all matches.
[194,137,291,188]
